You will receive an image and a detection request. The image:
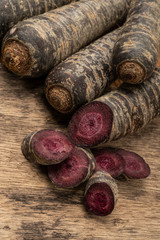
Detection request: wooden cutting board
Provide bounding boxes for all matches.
[0,63,160,240]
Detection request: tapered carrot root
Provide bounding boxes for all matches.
[112,0,160,84]
[0,0,78,41]
[21,129,74,165]
[48,147,95,188]
[84,171,118,216]
[45,28,120,113]
[68,67,160,147]
[1,0,131,77]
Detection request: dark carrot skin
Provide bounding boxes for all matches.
[84,171,118,216]
[0,0,78,41]
[112,0,160,84]
[21,129,74,165]
[68,67,160,147]
[48,147,95,188]
[1,0,131,78]
[45,28,120,114]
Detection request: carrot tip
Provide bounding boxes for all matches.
[47,86,73,113]
[2,40,31,75]
[118,61,145,84]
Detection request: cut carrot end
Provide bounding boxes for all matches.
[118,61,145,84]
[68,101,113,147]
[92,148,125,178]
[84,171,118,216]
[48,147,95,188]
[21,129,74,165]
[117,149,150,179]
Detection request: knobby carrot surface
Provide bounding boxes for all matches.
[0,0,78,40]
[1,0,131,77]
[112,0,160,84]
[45,28,120,114]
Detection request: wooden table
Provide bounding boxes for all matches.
[0,63,160,240]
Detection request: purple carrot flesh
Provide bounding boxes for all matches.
[84,171,118,216]
[92,148,125,178]
[1,0,131,77]
[112,0,160,84]
[48,147,95,188]
[68,67,160,147]
[21,129,74,165]
[116,149,150,179]
[68,101,113,147]
[45,28,120,114]
[0,0,78,41]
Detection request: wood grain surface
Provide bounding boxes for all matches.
[0,62,160,240]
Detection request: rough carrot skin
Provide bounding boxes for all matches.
[0,0,78,40]
[84,171,118,216]
[21,129,74,165]
[48,147,95,188]
[68,67,160,147]
[112,0,160,84]
[45,28,120,114]
[1,0,131,77]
